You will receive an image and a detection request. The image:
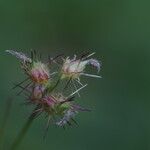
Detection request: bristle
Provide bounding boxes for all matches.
[17,82,32,96]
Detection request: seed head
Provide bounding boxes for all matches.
[31,85,45,101]
[61,53,101,79]
[6,50,102,128]
[30,62,50,84]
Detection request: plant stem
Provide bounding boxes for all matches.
[51,78,61,92]
[10,113,35,150]
[0,98,13,149]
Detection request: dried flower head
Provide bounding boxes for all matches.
[6,50,51,85]
[31,85,45,101]
[61,52,101,80]
[6,50,101,128]
[30,62,50,84]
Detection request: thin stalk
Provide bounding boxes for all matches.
[0,98,13,148]
[47,75,61,94]
[10,112,36,150]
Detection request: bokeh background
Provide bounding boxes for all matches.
[0,0,150,150]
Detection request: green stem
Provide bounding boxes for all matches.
[10,113,35,150]
[47,76,61,94]
[0,98,13,149]
[50,78,61,92]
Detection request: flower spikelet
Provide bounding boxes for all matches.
[6,50,102,128]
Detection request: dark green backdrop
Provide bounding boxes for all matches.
[0,0,150,150]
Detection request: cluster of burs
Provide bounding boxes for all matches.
[6,50,101,127]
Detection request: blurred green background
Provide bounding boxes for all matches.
[0,0,150,150]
